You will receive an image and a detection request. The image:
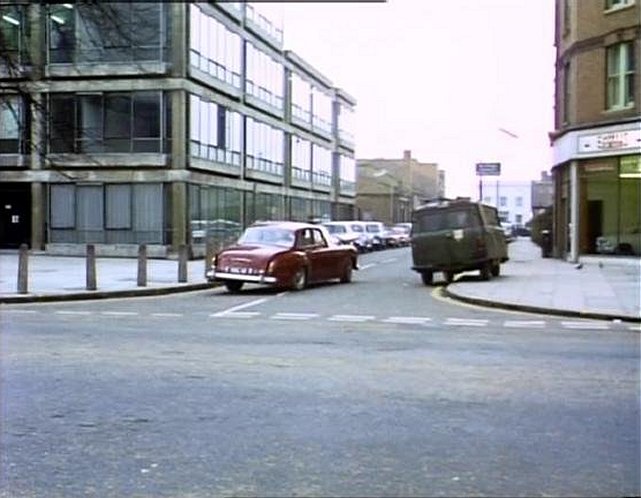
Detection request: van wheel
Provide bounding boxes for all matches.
[225,281,244,293]
[491,263,500,277]
[444,271,455,284]
[480,263,492,281]
[421,271,433,286]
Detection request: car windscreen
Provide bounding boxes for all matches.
[324,224,347,234]
[238,227,295,247]
[366,224,381,233]
[415,208,481,232]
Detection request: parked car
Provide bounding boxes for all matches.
[410,198,508,285]
[322,221,370,252]
[390,223,412,246]
[363,221,387,250]
[205,221,358,293]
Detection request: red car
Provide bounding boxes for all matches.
[205,221,359,293]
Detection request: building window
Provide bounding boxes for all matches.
[49,183,164,244]
[245,42,284,110]
[1,4,27,67]
[312,144,332,186]
[312,87,332,134]
[0,96,27,154]
[563,60,571,123]
[246,117,284,176]
[606,42,635,110]
[48,3,165,64]
[189,5,241,88]
[604,0,635,11]
[189,94,241,166]
[339,154,356,194]
[48,91,168,154]
[499,196,507,207]
[516,196,523,207]
[291,135,311,182]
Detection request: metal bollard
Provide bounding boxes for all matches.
[86,244,97,291]
[137,244,147,287]
[178,244,188,283]
[17,243,29,294]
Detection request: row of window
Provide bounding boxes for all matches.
[48,92,170,154]
[1,91,355,187]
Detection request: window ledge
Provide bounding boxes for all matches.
[604,3,635,14]
[604,104,636,114]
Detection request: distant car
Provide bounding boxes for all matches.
[387,225,411,247]
[322,221,369,252]
[364,221,386,249]
[501,222,515,243]
[205,221,358,293]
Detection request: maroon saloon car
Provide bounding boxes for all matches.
[205,221,359,293]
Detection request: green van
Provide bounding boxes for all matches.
[410,198,508,285]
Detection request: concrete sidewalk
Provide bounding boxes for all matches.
[445,238,641,322]
[1,240,640,322]
[0,252,211,303]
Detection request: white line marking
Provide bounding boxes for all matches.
[151,313,183,318]
[445,318,489,327]
[210,311,260,318]
[270,313,319,320]
[503,320,546,328]
[383,316,433,324]
[628,325,641,332]
[213,298,268,317]
[101,311,139,316]
[381,258,397,264]
[561,321,609,330]
[359,264,375,270]
[2,309,39,314]
[56,311,92,316]
[328,314,375,322]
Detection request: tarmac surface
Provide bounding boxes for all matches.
[1,238,639,322]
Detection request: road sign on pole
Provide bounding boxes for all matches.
[476,162,501,176]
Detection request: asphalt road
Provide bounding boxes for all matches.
[1,248,639,497]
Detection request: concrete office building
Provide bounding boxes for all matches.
[550,0,640,259]
[0,2,356,256]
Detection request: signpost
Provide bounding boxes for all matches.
[476,162,501,202]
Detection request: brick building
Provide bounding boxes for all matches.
[550,0,640,258]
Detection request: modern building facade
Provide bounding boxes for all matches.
[550,0,640,259]
[0,2,356,256]
[356,150,444,224]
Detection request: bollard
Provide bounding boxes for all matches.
[17,243,29,294]
[178,244,188,283]
[137,244,147,287]
[86,244,97,291]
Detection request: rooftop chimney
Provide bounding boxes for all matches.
[403,150,411,161]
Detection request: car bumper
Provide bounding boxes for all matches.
[206,269,277,285]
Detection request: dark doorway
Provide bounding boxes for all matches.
[587,200,603,254]
[0,183,31,248]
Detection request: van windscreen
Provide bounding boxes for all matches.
[415,208,480,232]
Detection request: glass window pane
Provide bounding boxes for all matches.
[50,184,76,229]
[133,92,160,138]
[106,184,132,229]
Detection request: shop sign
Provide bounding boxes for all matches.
[584,162,615,173]
[620,156,641,177]
[578,128,641,154]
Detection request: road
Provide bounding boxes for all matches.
[1,247,639,497]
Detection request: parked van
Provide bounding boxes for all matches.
[410,198,508,285]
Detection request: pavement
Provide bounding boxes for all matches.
[0,239,639,323]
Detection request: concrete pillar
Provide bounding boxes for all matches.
[569,160,580,263]
[171,182,187,252]
[31,183,45,250]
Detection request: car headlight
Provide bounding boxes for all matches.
[266,259,276,274]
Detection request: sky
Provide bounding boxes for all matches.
[258,0,556,199]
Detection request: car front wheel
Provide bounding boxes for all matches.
[291,268,308,291]
[224,280,244,293]
[340,259,353,283]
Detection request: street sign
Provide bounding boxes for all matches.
[476,162,501,176]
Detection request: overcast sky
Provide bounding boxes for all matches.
[258,0,556,198]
